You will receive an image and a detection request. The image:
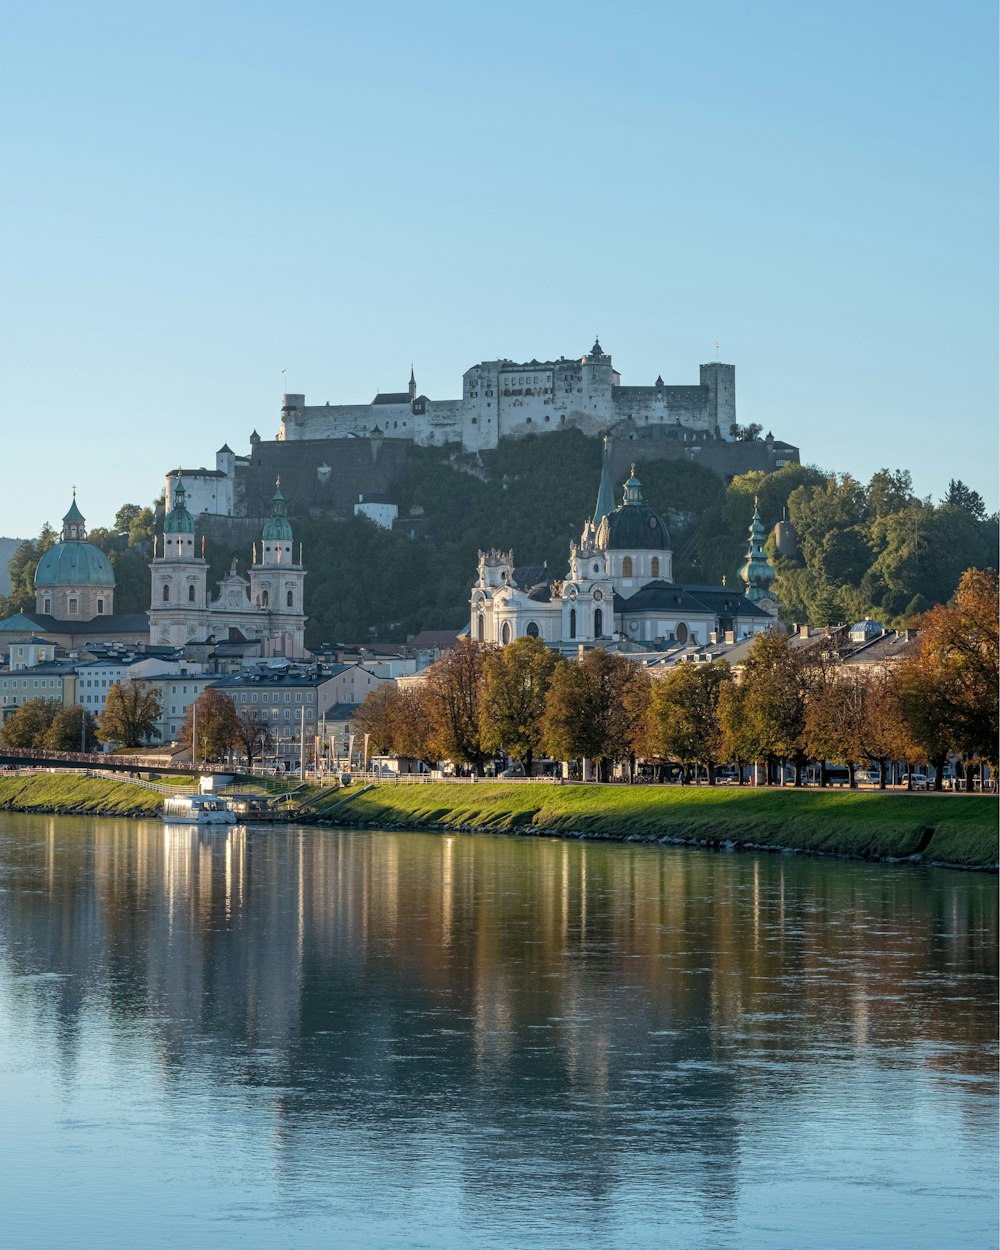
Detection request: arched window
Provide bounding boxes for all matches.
[162,584,169,602]
[675,621,688,644]
[651,557,660,577]
[188,585,196,602]
[501,621,511,645]
[286,590,294,607]
[594,608,603,637]
[526,621,539,638]
[261,589,269,607]
[569,608,576,639]
[622,556,633,577]
[477,613,485,641]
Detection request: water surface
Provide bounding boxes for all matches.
[0,816,996,1249]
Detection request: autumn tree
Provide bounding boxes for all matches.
[543,649,650,781]
[179,688,238,762]
[232,704,274,770]
[0,698,62,748]
[737,631,811,784]
[649,661,732,782]
[717,679,755,784]
[99,679,162,747]
[44,705,99,752]
[899,568,999,785]
[354,682,405,755]
[422,641,493,774]
[479,635,561,776]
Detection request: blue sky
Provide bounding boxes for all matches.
[3,0,997,537]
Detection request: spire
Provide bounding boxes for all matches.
[592,435,616,528]
[163,475,196,534]
[739,496,775,602]
[408,364,417,401]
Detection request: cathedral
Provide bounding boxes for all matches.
[470,442,777,651]
[148,477,307,655]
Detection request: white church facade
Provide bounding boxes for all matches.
[148,478,307,655]
[471,445,776,651]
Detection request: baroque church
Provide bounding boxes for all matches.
[147,477,307,655]
[470,441,777,651]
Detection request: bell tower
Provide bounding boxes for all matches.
[249,481,307,655]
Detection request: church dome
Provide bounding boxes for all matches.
[35,494,115,588]
[596,467,671,551]
[35,542,114,587]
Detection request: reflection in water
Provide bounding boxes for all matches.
[0,814,996,1250]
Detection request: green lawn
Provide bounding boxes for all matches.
[332,781,999,869]
[0,773,163,815]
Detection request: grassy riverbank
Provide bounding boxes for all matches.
[0,774,164,816]
[330,781,999,870]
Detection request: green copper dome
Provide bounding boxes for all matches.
[262,485,293,542]
[35,494,115,588]
[164,478,196,534]
[35,541,114,587]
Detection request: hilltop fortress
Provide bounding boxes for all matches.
[167,341,798,525]
[278,339,735,453]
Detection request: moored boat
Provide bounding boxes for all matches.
[162,794,238,825]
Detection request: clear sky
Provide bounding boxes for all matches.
[3,0,997,538]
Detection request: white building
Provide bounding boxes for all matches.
[471,442,776,651]
[149,478,307,656]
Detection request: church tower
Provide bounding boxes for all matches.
[739,498,776,605]
[149,477,208,645]
[249,483,307,655]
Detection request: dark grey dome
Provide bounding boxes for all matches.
[596,467,671,550]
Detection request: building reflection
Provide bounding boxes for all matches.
[0,814,996,1208]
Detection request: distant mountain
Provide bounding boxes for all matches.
[0,538,26,596]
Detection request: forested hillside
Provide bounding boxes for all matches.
[3,430,996,647]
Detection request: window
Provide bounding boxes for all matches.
[43,598,51,613]
[162,585,169,602]
[286,590,294,607]
[594,608,603,637]
[68,598,78,614]
[97,599,104,614]
[188,585,196,602]
[476,613,484,641]
[651,557,660,577]
[622,556,633,577]
[261,589,269,607]
[675,622,688,644]
[501,621,511,645]
[526,621,539,638]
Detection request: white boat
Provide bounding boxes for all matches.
[162,794,238,825]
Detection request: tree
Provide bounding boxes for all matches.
[127,507,155,548]
[114,503,143,536]
[232,704,274,771]
[44,706,98,752]
[99,679,162,747]
[648,661,732,782]
[718,679,755,784]
[738,631,810,784]
[179,688,238,762]
[0,525,58,616]
[542,649,650,781]
[944,479,987,522]
[479,636,560,775]
[0,698,62,748]
[422,641,493,774]
[899,568,999,781]
[354,683,405,756]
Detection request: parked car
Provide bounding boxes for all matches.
[857,769,881,785]
[900,773,930,790]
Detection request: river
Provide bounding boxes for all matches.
[0,815,995,1249]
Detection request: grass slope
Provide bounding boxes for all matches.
[0,774,163,815]
[333,782,999,869]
